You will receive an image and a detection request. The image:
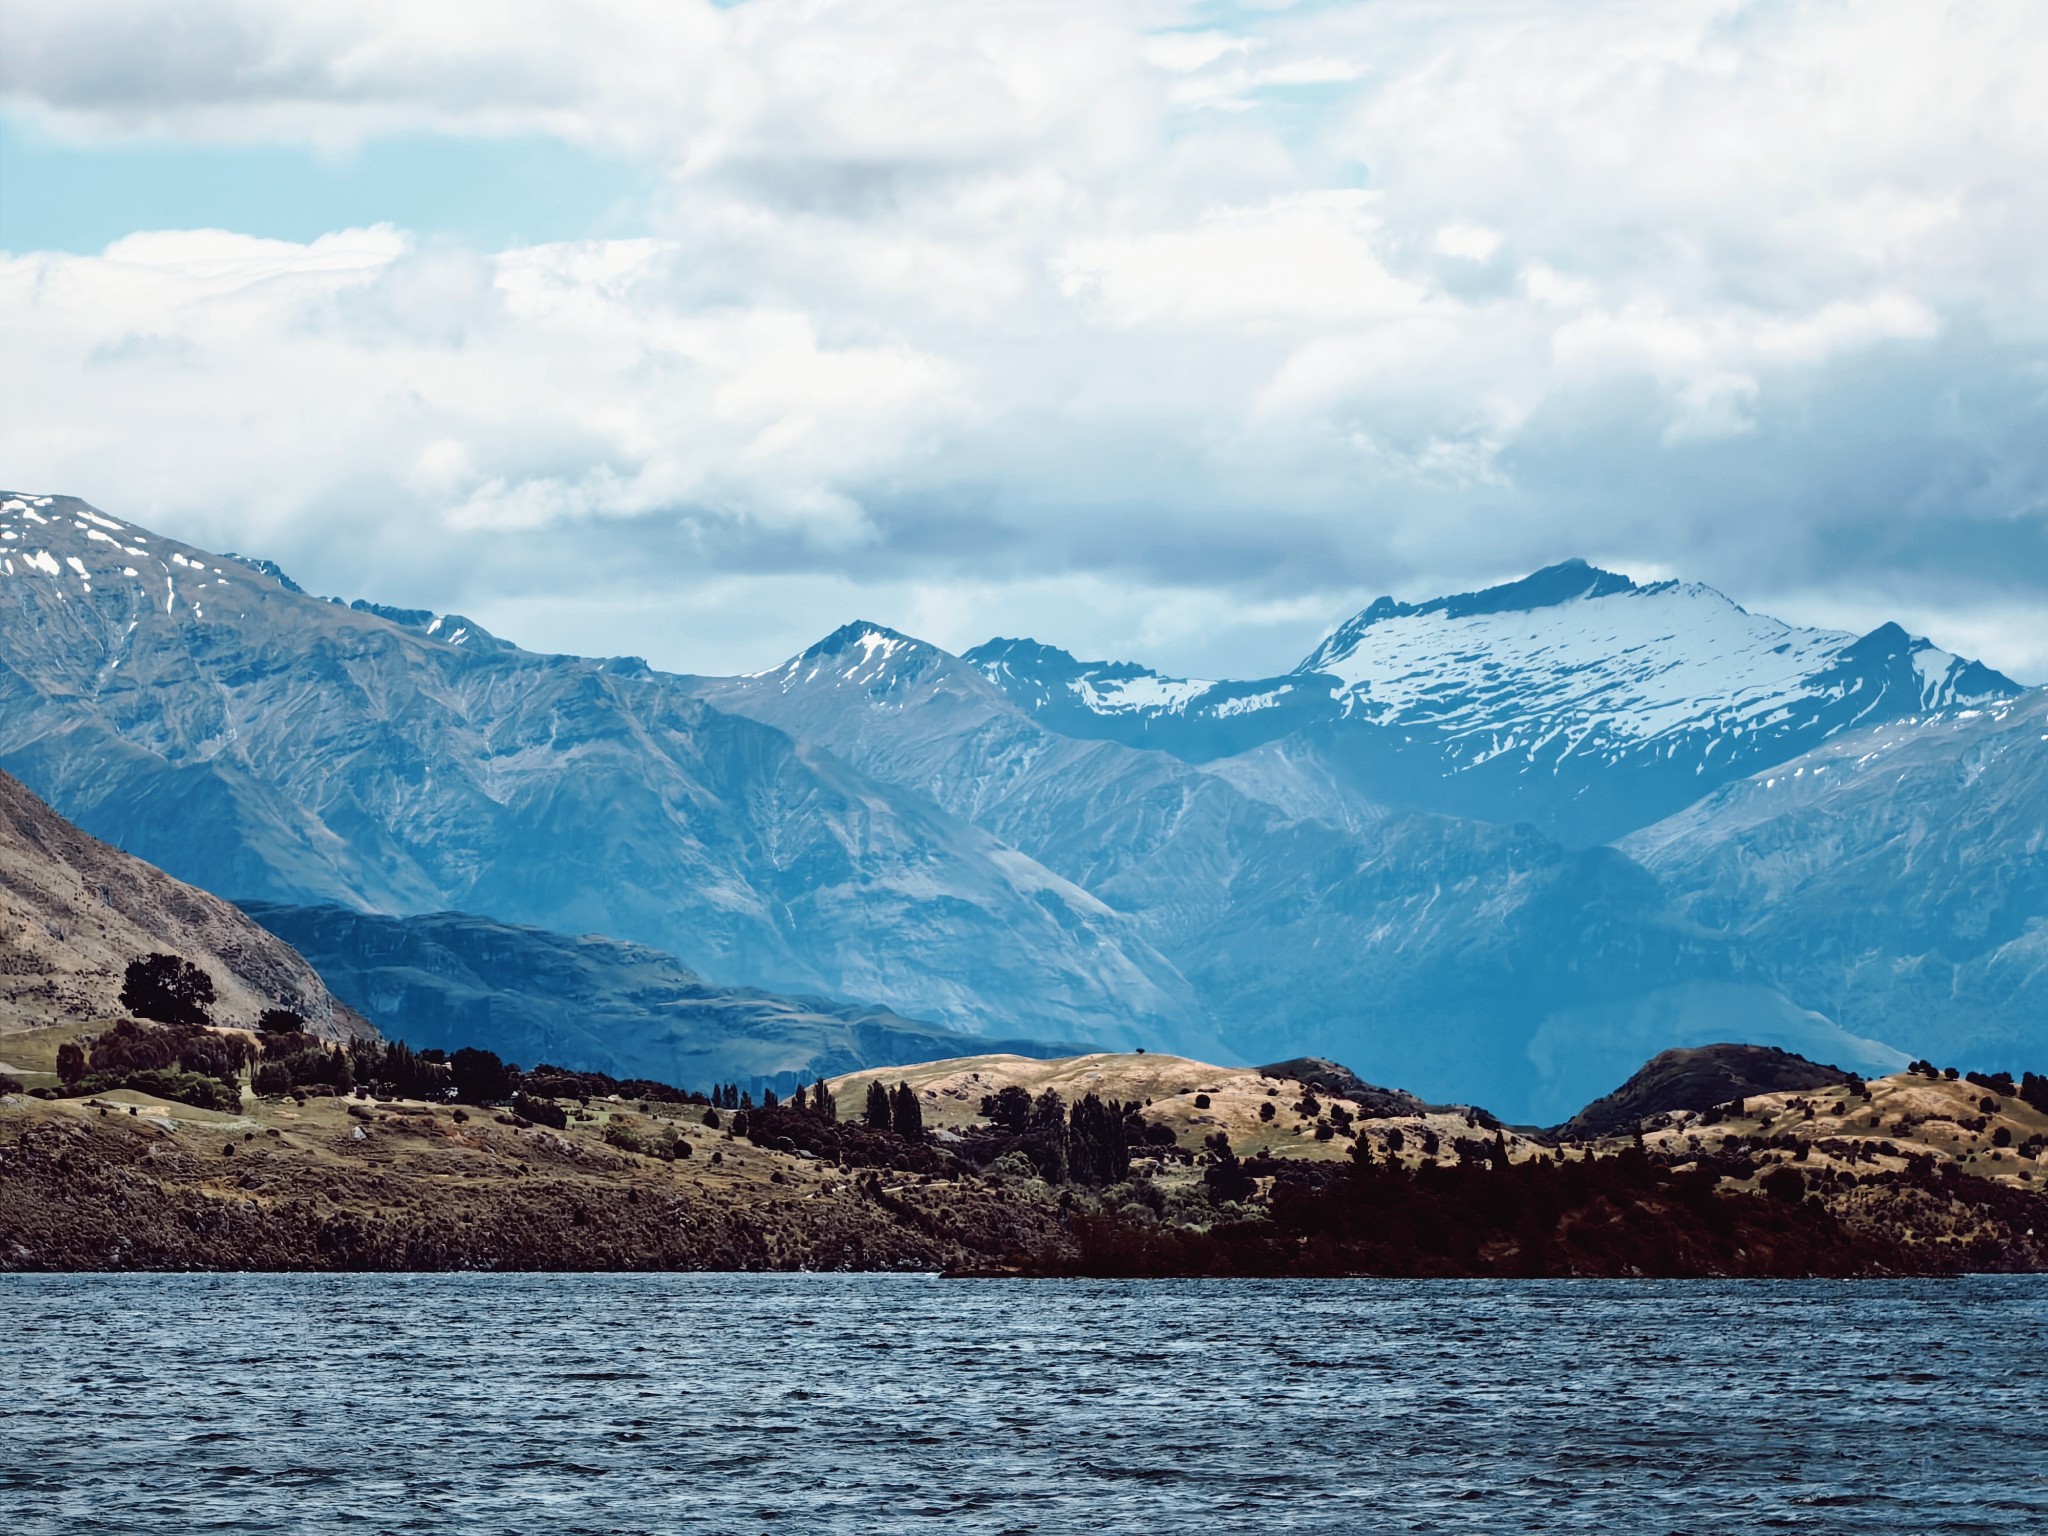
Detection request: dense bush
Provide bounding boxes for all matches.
[950,1089,1144,1185]
[76,1018,255,1087]
[512,1092,569,1130]
[520,1064,701,1106]
[738,1099,955,1177]
[61,1068,241,1113]
[1051,1144,1897,1279]
[1761,1166,1807,1204]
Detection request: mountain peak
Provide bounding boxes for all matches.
[964,636,1083,671]
[1299,560,1646,676]
[804,620,920,658]
[763,620,960,691]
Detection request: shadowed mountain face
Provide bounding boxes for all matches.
[240,903,1077,1096]
[0,770,361,1040]
[967,560,2019,846]
[1560,1044,1859,1139]
[1623,690,2048,1070]
[0,493,1193,1050]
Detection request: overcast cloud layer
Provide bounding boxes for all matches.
[3,0,2045,679]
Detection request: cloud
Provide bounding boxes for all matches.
[1,0,2044,680]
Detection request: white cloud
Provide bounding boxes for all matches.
[0,0,2044,680]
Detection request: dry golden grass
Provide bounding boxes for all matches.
[829,1051,1548,1171]
[1637,1071,2047,1190]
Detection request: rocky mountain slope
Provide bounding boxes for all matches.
[241,902,1077,1095]
[0,492,1190,1048]
[1623,690,2048,1067]
[969,560,2018,844]
[0,769,360,1039]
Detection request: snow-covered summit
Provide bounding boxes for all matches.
[0,492,501,653]
[746,621,959,694]
[1298,559,1637,676]
[1295,560,2012,743]
[966,637,1215,717]
[967,557,2025,844]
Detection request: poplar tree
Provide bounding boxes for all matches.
[891,1082,924,1142]
[865,1080,893,1129]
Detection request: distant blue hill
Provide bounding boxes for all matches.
[240,902,1083,1097]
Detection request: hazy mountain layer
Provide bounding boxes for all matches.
[694,622,1905,1122]
[241,903,1075,1095]
[4,491,2030,1122]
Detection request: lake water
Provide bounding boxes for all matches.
[3,1274,2043,1534]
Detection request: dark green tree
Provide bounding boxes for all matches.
[448,1046,512,1104]
[812,1078,837,1121]
[120,953,217,1027]
[1068,1092,1130,1185]
[891,1082,924,1141]
[1203,1132,1254,1204]
[257,1007,306,1036]
[865,1080,893,1129]
[980,1084,1032,1131]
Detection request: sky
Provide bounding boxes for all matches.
[2,0,2045,682]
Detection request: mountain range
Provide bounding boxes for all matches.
[2,489,2039,1121]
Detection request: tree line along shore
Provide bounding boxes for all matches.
[2,955,2045,1276]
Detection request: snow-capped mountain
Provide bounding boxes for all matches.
[0,492,1194,1049]
[970,559,2020,844]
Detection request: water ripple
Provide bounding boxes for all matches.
[1,1274,2043,1534]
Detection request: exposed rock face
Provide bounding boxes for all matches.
[1561,1044,1858,1138]
[0,770,361,1039]
[240,902,1081,1094]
